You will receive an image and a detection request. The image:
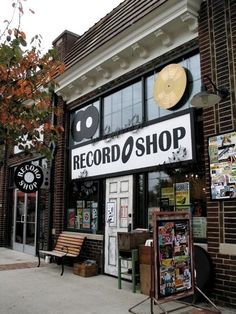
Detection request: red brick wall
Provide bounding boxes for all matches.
[78,239,104,273]
[51,96,67,244]
[199,0,236,308]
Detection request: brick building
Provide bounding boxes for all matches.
[0,0,236,309]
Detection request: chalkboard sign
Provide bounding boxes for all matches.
[153,211,194,302]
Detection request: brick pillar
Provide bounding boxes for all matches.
[51,96,66,245]
[199,0,236,308]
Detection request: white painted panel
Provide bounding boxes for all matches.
[108,236,116,266]
[120,180,129,192]
[109,182,118,193]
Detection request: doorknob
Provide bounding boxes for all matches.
[21,215,25,223]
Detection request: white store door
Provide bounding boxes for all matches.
[104,175,133,276]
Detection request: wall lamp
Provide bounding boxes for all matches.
[191,75,229,108]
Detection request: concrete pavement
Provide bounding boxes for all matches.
[0,248,235,314]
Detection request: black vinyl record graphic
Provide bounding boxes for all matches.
[84,106,99,139]
[71,106,99,142]
[71,110,85,142]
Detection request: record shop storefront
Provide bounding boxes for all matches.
[65,52,207,276]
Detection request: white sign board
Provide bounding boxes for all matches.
[71,112,194,179]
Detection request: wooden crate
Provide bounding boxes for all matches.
[118,231,150,251]
[139,246,154,295]
[139,245,153,265]
[73,263,98,277]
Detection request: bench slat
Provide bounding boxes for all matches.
[54,235,84,256]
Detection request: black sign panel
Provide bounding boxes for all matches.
[14,162,44,193]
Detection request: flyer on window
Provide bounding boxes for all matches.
[175,182,190,206]
[67,208,75,228]
[83,208,91,229]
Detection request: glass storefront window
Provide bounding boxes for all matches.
[103,81,142,135]
[135,168,206,242]
[66,180,100,233]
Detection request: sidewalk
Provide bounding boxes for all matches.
[0,248,235,314]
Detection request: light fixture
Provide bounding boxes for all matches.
[191,75,229,108]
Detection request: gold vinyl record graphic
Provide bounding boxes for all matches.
[153,64,187,109]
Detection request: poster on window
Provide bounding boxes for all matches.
[153,211,194,302]
[91,207,98,232]
[161,187,175,206]
[175,182,190,207]
[83,208,91,229]
[76,200,84,229]
[67,208,75,228]
[106,201,116,226]
[209,131,236,200]
[120,198,128,228]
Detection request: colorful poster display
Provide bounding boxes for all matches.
[209,131,236,200]
[153,212,194,302]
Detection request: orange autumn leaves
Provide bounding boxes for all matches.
[0,23,65,159]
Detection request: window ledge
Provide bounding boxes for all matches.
[63,231,103,241]
[219,243,236,256]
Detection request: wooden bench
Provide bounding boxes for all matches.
[37,233,86,275]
